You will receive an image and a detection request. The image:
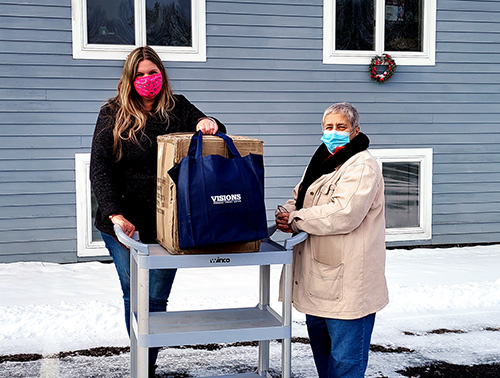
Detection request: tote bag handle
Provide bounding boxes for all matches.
[187,131,243,160]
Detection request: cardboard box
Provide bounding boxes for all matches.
[157,133,264,254]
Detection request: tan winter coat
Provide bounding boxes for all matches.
[284,150,389,320]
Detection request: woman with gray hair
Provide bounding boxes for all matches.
[276,102,388,378]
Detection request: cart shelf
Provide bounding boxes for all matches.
[133,306,287,348]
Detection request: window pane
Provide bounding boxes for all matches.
[383,162,419,228]
[146,0,192,47]
[91,191,102,243]
[87,0,135,45]
[336,0,375,51]
[385,0,422,51]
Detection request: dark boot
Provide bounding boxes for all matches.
[148,347,159,377]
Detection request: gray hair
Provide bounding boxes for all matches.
[322,102,360,129]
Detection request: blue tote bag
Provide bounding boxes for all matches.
[168,131,268,249]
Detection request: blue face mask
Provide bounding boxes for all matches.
[321,130,351,153]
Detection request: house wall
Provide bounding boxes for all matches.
[0,0,499,262]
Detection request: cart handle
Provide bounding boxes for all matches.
[113,224,150,254]
[114,223,307,252]
[267,224,308,250]
[284,232,308,250]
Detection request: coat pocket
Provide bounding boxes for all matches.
[308,259,344,301]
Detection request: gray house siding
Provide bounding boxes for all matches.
[0,0,499,262]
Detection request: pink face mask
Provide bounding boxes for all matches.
[133,73,163,99]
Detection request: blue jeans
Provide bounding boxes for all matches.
[101,232,177,369]
[306,313,376,378]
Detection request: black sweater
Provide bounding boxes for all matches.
[90,94,226,243]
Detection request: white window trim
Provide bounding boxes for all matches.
[75,153,108,257]
[370,148,433,242]
[71,0,206,61]
[323,0,436,65]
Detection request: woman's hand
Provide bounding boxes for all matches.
[109,214,136,238]
[196,117,218,135]
[276,213,293,233]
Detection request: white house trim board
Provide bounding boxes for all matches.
[71,0,207,61]
[370,148,433,242]
[323,0,436,65]
[75,153,108,257]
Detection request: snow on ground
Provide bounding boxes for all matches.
[0,244,499,377]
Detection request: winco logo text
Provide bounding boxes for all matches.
[210,194,242,205]
[210,257,231,264]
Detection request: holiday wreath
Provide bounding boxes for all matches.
[369,54,397,83]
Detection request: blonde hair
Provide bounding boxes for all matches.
[112,46,175,161]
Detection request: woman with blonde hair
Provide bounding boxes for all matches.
[90,46,225,377]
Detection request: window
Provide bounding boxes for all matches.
[370,148,433,242]
[323,0,436,65]
[71,0,206,61]
[75,153,108,257]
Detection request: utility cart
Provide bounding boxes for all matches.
[114,225,307,378]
